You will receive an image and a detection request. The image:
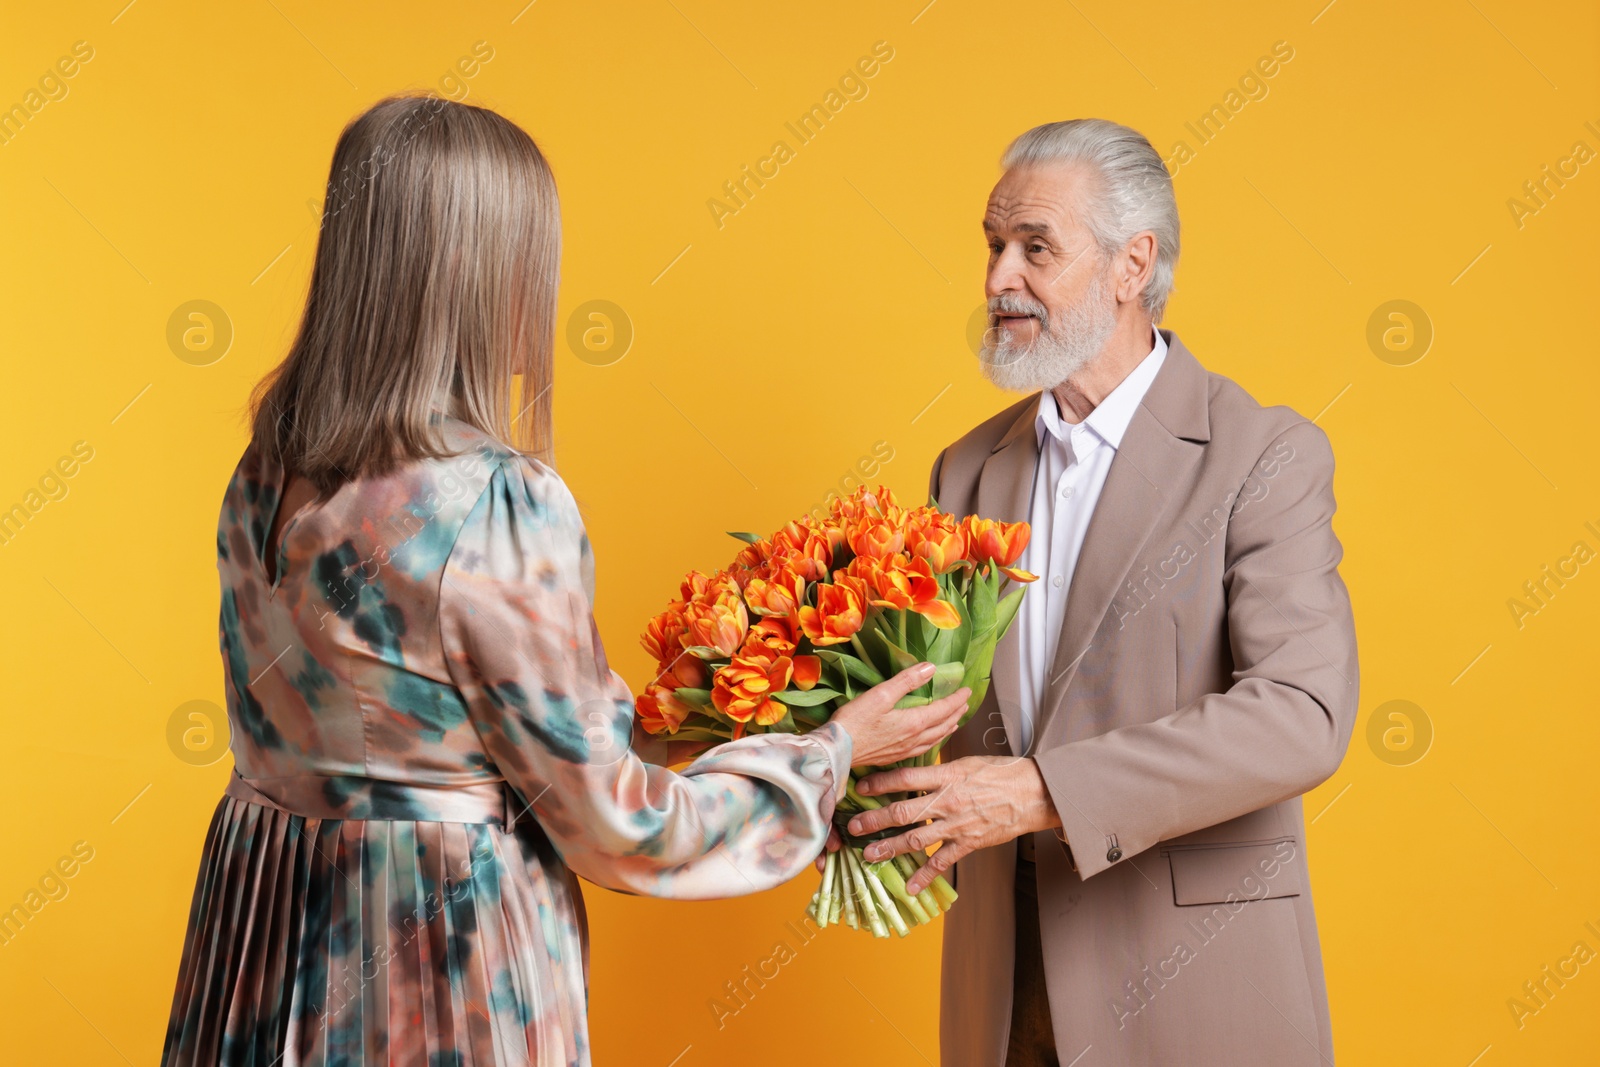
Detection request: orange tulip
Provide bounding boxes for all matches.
[747,615,797,656]
[637,684,698,735]
[847,517,905,560]
[733,538,773,571]
[829,493,867,524]
[741,623,819,690]
[963,516,1038,581]
[711,571,744,599]
[681,583,748,658]
[744,566,805,620]
[680,570,716,602]
[729,540,773,589]
[798,574,870,646]
[639,606,709,687]
[657,651,707,690]
[791,653,821,690]
[907,515,969,574]
[779,545,828,584]
[770,524,832,581]
[712,646,795,727]
[850,554,962,629]
[770,520,809,555]
[809,518,848,557]
[830,483,899,524]
[640,604,688,662]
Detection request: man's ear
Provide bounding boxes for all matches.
[1117,231,1158,306]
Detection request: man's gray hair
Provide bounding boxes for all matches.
[1002,119,1180,321]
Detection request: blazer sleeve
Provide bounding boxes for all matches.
[438,455,852,898]
[1033,420,1359,880]
[928,447,947,509]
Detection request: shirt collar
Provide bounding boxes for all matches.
[1035,326,1168,452]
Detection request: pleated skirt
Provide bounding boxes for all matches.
[162,795,592,1066]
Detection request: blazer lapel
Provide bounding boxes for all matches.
[975,396,1041,757]
[1033,332,1211,745]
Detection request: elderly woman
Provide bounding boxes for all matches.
[161,94,968,1067]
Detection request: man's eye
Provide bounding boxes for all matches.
[1029,243,1048,255]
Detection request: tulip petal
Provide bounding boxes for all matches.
[753,697,789,727]
[792,655,821,690]
[913,598,963,630]
[1000,566,1039,583]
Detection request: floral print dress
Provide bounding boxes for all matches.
[162,420,850,1066]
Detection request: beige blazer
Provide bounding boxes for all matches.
[931,330,1358,1066]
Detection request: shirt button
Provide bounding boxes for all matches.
[1051,574,1063,588]
[1060,485,1074,499]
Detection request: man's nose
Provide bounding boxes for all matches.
[986,244,1028,299]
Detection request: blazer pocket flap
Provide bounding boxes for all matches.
[1165,838,1302,907]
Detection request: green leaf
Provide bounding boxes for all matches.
[959,627,999,724]
[661,727,731,744]
[933,607,965,659]
[814,648,886,686]
[930,660,965,699]
[908,611,933,659]
[672,687,713,706]
[819,656,847,687]
[995,586,1026,641]
[726,531,763,544]
[966,568,998,640]
[772,687,843,707]
[961,677,991,727]
[682,646,725,661]
[868,627,919,676]
[946,578,973,664]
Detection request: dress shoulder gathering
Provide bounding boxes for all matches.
[162,419,851,1067]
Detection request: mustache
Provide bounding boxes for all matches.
[988,293,1049,331]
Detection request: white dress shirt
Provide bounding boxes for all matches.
[1011,327,1168,755]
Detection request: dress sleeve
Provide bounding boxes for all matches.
[438,455,852,898]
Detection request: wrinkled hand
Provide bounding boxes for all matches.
[829,662,972,769]
[847,756,1062,896]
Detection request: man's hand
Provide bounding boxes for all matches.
[847,756,1062,896]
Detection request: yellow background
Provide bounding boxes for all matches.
[3,1,1598,1063]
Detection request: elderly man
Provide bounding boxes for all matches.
[849,119,1359,1066]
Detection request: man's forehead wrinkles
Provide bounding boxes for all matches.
[986,196,1066,220]
[984,214,1063,238]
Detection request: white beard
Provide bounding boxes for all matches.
[978,269,1117,393]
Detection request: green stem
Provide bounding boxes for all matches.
[862,859,909,937]
[816,849,837,928]
[845,780,883,811]
[893,854,942,917]
[849,632,874,671]
[841,856,860,929]
[908,849,959,908]
[871,858,930,924]
[846,847,889,938]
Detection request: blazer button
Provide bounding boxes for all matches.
[1106,846,1124,863]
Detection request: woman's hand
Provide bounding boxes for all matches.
[829,662,972,770]
[816,825,842,872]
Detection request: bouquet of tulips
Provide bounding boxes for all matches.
[636,485,1035,937]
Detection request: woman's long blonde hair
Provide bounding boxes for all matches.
[251,94,559,493]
